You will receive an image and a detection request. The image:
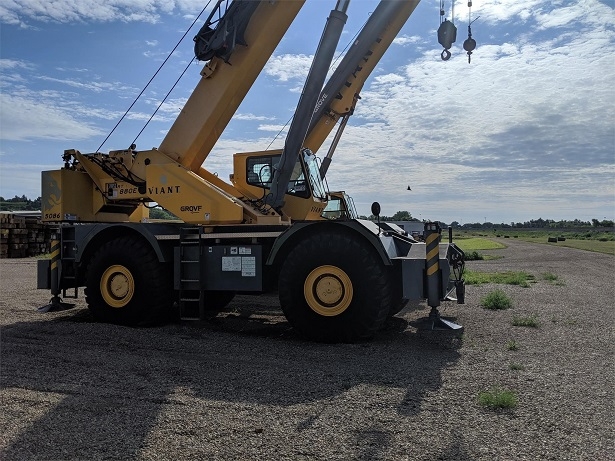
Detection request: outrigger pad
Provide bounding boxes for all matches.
[38,297,75,313]
[411,308,463,332]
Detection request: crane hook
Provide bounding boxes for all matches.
[437,19,457,61]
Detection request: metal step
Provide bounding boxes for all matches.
[178,227,204,320]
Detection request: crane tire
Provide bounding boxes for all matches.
[389,298,410,317]
[85,236,172,325]
[278,229,392,343]
[204,291,235,311]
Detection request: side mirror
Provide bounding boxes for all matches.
[371,201,381,217]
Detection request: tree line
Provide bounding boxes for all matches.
[0,195,41,211]
[1,196,612,228]
[362,211,614,229]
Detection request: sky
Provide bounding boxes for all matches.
[0,0,614,224]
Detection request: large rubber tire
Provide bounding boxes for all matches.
[85,236,173,325]
[204,291,235,311]
[278,230,392,343]
[389,298,410,317]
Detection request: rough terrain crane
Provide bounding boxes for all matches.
[38,0,466,342]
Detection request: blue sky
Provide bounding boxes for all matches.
[1,0,614,223]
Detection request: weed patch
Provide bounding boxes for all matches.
[509,363,525,371]
[464,250,484,261]
[506,340,519,351]
[465,270,535,287]
[478,387,518,409]
[512,314,540,328]
[541,272,564,285]
[481,290,513,310]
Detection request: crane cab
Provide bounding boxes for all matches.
[232,149,328,221]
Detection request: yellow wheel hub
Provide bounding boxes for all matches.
[304,265,353,316]
[100,265,135,308]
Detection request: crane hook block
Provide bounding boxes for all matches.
[437,19,457,61]
[438,20,457,50]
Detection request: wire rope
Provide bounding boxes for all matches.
[96,0,212,153]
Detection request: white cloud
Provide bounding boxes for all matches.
[152,97,188,115]
[233,113,276,121]
[0,93,102,141]
[264,54,314,82]
[0,0,213,25]
[0,58,35,70]
[468,0,545,24]
[1,0,159,25]
[36,75,138,94]
[257,124,289,133]
[393,35,423,46]
[0,163,59,200]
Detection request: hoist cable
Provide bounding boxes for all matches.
[131,57,196,147]
[96,0,212,153]
[440,0,445,25]
[463,1,479,63]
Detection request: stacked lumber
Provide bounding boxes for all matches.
[0,213,54,258]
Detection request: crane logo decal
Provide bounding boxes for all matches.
[147,185,181,195]
[313,92,328,113]
[180,205,203,214]
[43,174,61,209]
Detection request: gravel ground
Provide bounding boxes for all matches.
[0,239,613,461]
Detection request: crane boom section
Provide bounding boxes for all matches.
[304,0,420,153]
[159,0,305,173]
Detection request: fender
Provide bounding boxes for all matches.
[71,222,179,265]
[266,219,394,268]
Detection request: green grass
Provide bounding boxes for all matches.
[464,250,484,261]
[464,270,535,287]
[512,314,540,327]
[542,272,565,286]
[455,238,506,251]
[481,290,513,310]
[478,387,518,409]
[542,238,615,255]
[455,229,615,255]
[506,340,519,351]
[541,272,558,282]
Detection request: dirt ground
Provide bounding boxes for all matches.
[0,239,613,461]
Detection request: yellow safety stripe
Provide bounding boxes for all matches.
[50,240,60,271]
[426,246,440,261]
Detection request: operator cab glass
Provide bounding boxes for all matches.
[246,149,327,200]
[322,192,358,220]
